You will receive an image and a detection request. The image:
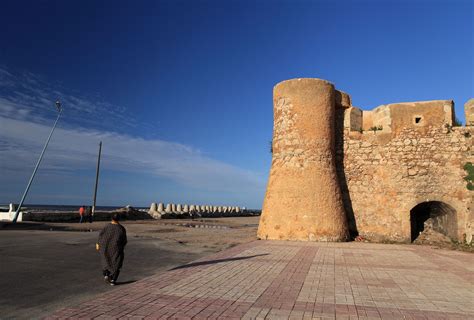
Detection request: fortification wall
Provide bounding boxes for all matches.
[259,77,473,243]
[337,126,473,242]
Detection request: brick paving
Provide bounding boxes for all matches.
[47,241,473,319]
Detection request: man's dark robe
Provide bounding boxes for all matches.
[98,223,127,274]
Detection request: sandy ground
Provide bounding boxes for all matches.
[0,216,259,319]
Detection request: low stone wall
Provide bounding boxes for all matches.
[22,209,152,222]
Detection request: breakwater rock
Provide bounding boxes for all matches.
[148,202,260,219]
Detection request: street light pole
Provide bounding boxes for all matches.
[12,101,62,223]
[91,141,102,217]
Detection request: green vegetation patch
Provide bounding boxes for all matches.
[454,117,463,127]
[369,125,383,133]
[464,162,474,191]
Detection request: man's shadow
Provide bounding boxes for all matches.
[169,253,269,270]
[114,280,137,285]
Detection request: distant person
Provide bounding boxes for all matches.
[96,213,127,286]
[85,206,93,223]
[79,206,85,223]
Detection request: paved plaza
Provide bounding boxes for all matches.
[47,241,473,320]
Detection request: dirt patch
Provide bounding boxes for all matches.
[1,216,261,252]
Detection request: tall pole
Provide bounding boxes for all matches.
[12,101,62,223]
[92,141,102,216]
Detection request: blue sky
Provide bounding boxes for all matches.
[0,0,472,208]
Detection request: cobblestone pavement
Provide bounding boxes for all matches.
[47,241,473,320]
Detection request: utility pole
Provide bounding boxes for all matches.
[91,141,102,217]
[13,101,62,223]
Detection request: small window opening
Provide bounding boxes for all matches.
[415,117,422,124]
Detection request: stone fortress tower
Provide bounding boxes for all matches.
[258,78,474,244]
[258,79,349,241]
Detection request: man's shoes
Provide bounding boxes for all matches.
[104,275,109,283]
[109,280,116,286]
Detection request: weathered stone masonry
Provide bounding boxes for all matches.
[258,79,349,242]
[258,78,473,243]
[337,125,472,243]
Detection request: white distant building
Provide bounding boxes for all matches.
[0,203,23,222]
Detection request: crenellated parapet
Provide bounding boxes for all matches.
[345,100,455,135]
[465,99,474,126]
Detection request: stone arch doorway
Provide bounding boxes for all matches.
[410,201,457,242]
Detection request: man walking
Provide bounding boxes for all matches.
[85,206,93,223]
[96,213,127,285]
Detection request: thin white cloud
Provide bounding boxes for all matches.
[0,116,265,193]
[0,67,138,131]
[0,67,266,207]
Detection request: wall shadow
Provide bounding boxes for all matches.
[334,105,358,239]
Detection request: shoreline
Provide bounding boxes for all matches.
[9,206,261,223]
